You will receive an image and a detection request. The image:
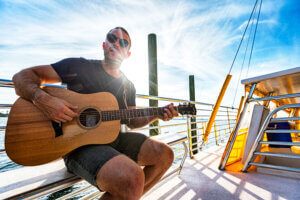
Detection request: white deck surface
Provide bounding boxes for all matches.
[143,143,300,200]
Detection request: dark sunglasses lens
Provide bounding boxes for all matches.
[107,34,117,43]
[119,39,129,48]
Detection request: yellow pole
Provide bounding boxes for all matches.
[226,108,231,137]
[214,121,218,145]
[203,74,232,142]
[236,96,245,121]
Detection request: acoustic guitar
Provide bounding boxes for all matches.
[5,87,196,166]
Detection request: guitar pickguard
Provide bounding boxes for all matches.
[51,121,63,137]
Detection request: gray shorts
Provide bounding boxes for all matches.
[63,132,148,189]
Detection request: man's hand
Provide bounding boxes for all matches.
[159,103,178,121]
[33,93,78,123]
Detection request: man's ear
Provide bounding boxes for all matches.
[102,42,105,49]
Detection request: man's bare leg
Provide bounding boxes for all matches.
[137,138,174,194]
[97,155,145,200]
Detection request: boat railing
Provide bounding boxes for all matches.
[0,79,238,199]
[242,103,300,173]
[219,67,300,175]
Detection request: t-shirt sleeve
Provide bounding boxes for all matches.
[51,58,79,84]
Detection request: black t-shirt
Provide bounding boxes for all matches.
[51,57,136,109]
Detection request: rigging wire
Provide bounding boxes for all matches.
[230,0,263,107]
[232,0,260,107]
[227,0,259,75]
[200,0,262,148]
[231,5,258,108]
[246,0,263,77]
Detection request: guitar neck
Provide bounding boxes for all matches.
[101,106,178,121]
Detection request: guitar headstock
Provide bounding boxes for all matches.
[177,103,196,115]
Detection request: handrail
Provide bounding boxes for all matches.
[242,103,300,172]
[265,129,300,133]
[254,152,300,159]
[0,79,238,110]
[270,117,300,122]
[0,78,14,87]
[260,141,300,146]
[250,163,300,173]
[0,104,12,108]
[249,93,300,102]
[7,176,82,200]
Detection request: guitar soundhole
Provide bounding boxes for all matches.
[79,108,101,128]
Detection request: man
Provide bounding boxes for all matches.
[12,27,178,200]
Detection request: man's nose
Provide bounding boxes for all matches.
[113,43,120,49]
[112,40,120,49]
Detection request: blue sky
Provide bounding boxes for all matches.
[0,0,299,107]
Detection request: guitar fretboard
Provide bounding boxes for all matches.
[101,107,168,121]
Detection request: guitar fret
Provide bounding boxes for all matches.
[120,109,123,120]
[130,109,133,118]
[100,104,194,122]
[117,110,119,120]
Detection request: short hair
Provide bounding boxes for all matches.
[108,27,131,49]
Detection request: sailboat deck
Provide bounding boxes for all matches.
[143,143,299,200]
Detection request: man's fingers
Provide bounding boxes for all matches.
[53,117,66,123]
[59,113,73,122]
[164,108,172,118]
[160,103,179,121]
[63,100,78,111]
[53,119,60,123]
[62,100,79,118]
[163,113,169,121]
[63,107,79,118]
[167,103,178,117]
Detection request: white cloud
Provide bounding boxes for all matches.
[0,0,297,107]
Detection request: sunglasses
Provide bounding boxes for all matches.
[106,33,129,48]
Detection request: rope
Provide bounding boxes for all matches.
[228,0,259,75]
[231,2,258,107]
[246,0,263,77]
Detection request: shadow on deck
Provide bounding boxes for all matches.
[143,143,300,200]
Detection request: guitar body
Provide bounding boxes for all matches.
[5,87,120,166]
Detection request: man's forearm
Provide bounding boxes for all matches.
[128,116,158,129]
[13,69,49,102]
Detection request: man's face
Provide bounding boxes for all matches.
[103,29,131,63]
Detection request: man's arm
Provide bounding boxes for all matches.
[127,103,178,129]
[13,65,78,123]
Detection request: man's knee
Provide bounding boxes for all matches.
[138,138,174,169]
[113,165,144,199]
[96,155,144,199]
[150,140,174,167]
[160,143,174,167]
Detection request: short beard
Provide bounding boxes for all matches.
[104,56,122,67]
